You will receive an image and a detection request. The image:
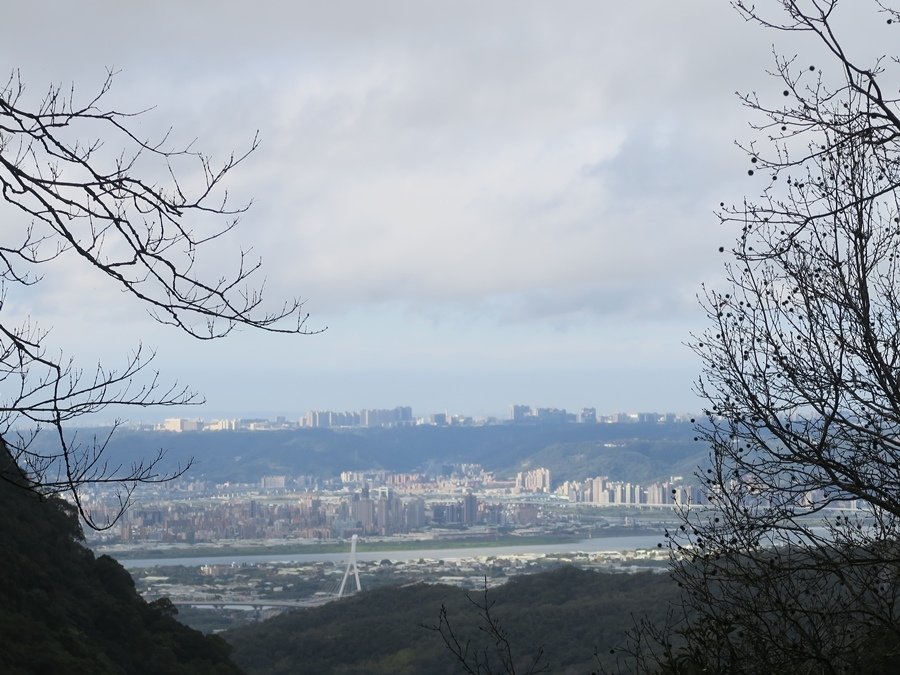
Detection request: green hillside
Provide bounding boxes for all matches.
[225,566,681,675]
[0,449,244,675]
[53,422,703,483]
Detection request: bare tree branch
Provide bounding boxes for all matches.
[0,71,321,529]
[617,2,900,672]
[424,580,549,675]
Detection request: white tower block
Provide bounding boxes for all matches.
[338,534,362,597]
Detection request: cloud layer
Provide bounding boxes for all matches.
[2,0,865,415]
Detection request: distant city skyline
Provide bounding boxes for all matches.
[139,404,694,431]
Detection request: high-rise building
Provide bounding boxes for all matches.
[402,498,426,530]
[260,475,286,489]
[463,492,478,526]
[161,418,201,432]
[510,404,531,422]
[534,408,567,424]
[361,406,413,427]
[516,467,551,493]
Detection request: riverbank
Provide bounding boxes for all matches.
[101,526,660,561]
[115,531,666,569]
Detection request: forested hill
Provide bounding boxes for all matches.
[70,421,703,484]
[225,566,681,674]
[0,449,244,675]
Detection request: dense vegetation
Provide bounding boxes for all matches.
[225,566,681,674]
[51,421,702,484]
[0,449,244,675]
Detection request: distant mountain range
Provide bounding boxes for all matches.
[45,421,706,485]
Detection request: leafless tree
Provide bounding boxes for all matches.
[0,70,318,529]
[618,2,900,672]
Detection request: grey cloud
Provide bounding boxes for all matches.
[3,0,862,411]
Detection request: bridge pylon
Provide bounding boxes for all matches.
[338,534,362,597]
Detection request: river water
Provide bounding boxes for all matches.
[118,533,664,569]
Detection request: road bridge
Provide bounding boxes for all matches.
[171,596,333,611]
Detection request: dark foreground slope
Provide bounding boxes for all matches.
[0,452,243,675]
[226,566,680,675]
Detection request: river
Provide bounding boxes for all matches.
[118,533,664,569]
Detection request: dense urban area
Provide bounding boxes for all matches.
[70,403,865,637]
[71,406,701,630]
[87,405,700,546]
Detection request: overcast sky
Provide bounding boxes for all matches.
[1,1,877,420]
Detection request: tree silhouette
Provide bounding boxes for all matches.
[0,70,318,529]
[413,3,900,672]
[621,2,900,672]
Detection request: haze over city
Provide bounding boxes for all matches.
[8,1,900,672]
[2,2,882,419]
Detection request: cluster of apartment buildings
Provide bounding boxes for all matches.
[111,486,543,544]
[98,460,707,546]
[302,407,414,428]
[516,467,551,492]
[509,405,683,425]
[516,466,705,507]
[556,475,706,507]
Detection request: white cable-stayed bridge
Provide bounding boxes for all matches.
[170,535,364,612]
